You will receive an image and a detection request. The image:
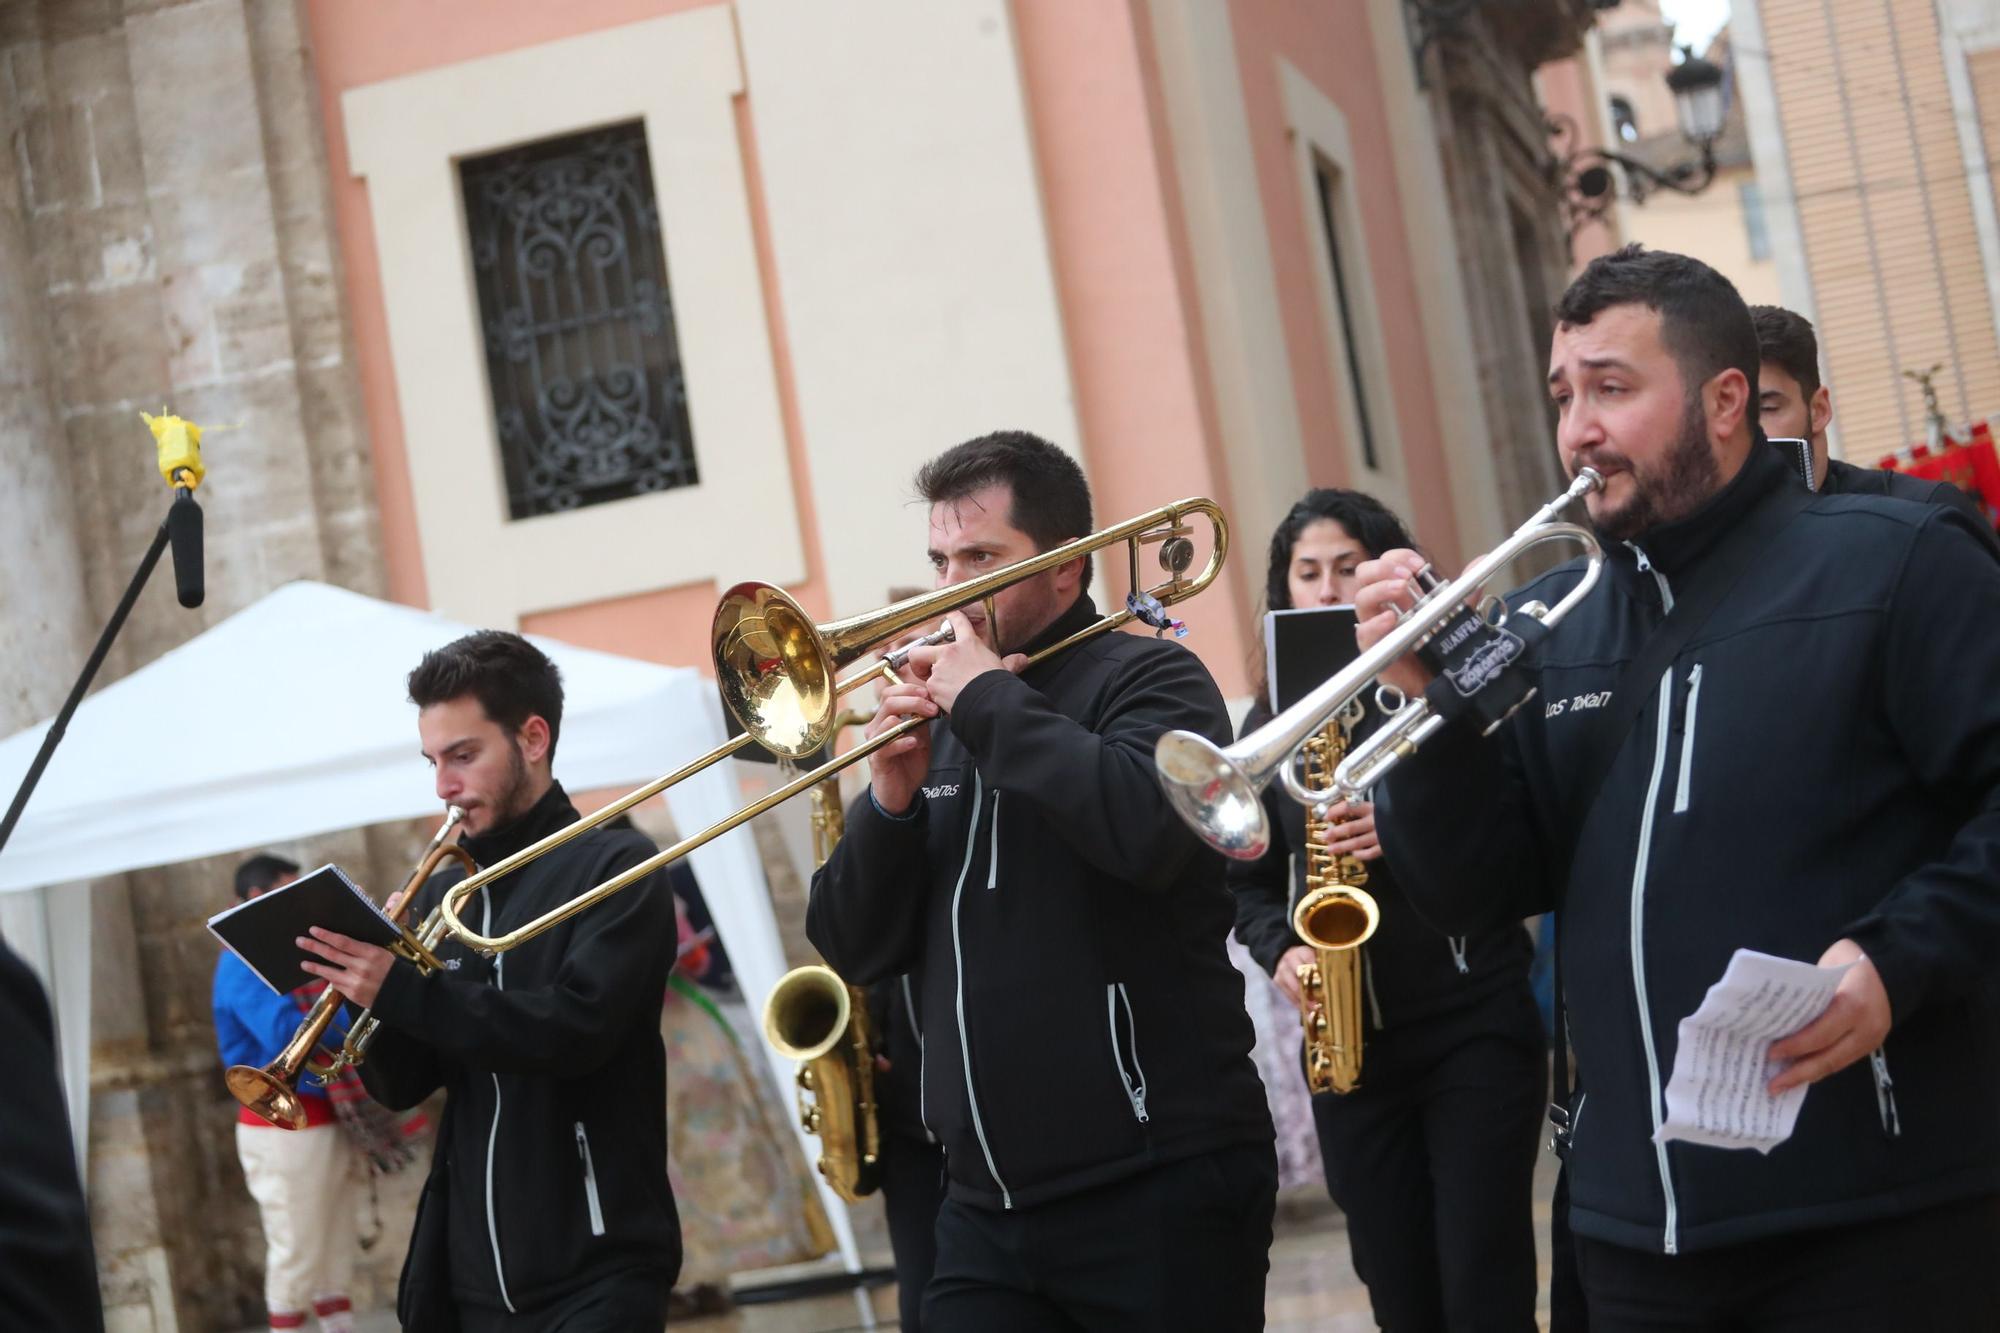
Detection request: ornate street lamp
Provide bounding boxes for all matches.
[1550,46,1728,233]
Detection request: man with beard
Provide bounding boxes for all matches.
[807,431,1276,1329]
[297,631,680,1331]
[1353,246,2000,1329]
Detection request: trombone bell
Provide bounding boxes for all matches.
[713,583,838,761]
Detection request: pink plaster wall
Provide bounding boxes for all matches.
[1222,0,1469,569]
[1012,0,1256,698]
[302,0,831,674]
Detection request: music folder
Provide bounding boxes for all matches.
[1265,605,1363,714]
[206,864,401,996]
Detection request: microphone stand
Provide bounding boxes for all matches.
[0,487,195,859]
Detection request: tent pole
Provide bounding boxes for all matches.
[0,514,172,858]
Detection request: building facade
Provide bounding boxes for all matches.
[0,0,1601,1322]
[1737,0,2000,462]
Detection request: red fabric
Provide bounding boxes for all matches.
[268,1313,307,1330]
[1880,421,2000,526]
[312,1296,352,1315]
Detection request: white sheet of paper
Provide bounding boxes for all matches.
[1654,948,1852,1154]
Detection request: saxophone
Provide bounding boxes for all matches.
[761,730,884,1202]
[1293,715,1381,1095]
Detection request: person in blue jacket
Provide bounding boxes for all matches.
[213,853,361,1333]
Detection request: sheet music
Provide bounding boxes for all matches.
[1654,948,1851,1155]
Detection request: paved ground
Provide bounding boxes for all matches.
[305,1151,1557,1331]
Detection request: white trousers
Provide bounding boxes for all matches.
[235,1121,360,1315]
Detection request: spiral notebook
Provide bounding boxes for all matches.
[206,863,401,996]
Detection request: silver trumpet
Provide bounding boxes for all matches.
[1156,469,1605,860]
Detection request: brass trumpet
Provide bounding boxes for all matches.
[1156,471,1602,859]
[227,807,479,1129]
[432,498,1229,956]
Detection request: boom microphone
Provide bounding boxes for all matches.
[167,487,203,608]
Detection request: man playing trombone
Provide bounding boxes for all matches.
[807,431,1276,1329]
[296,631,681,1331]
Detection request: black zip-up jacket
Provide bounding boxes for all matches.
[1823,457,1999,552]
[0,941,102,1333]
[1229,698,1532,1035]
[1375,441,2000,1256]
[359,783,680,1315]
[807,594,1274,1211]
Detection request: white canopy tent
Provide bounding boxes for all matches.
[0,580,862,1272]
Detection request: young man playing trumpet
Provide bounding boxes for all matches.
[807,431,1276,1329]
[296,631,680,1331]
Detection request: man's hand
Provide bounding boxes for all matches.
[1766,939,1893,1094]
[1273,944,1316,1010]
[1319,799,1382,861]
[904,611,1026,713]
[298,928,397,1009]
[865,681,940,816]
[1352,550,1437,699]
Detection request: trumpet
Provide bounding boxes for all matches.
[1156,470,1603,859]
[227,807,479,1129]
[431,498,1229,956]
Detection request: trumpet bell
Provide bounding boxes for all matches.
[1154,730,1272,861]
[713,582,838,761]
[226,1063,306,1131]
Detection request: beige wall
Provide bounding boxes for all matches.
[1755,0,2000,461]
[1618,165,1783,306]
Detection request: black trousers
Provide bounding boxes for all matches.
[1574,1192,2000,1332]
[456,1271,670,1333]
[1311,990,1544,1332]
[880,1131,948,1332]
[923,1141,1278,1330]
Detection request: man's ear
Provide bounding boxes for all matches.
[1810,385,1833,438]
[518,715,553,768]
[1708,366,1753,441]
[1053,553,1087,596]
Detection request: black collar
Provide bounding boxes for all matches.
[1014,593,1099,669]
[1609,437,1788,583]
[462,781,579,867]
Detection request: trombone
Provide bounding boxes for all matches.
[431,498,1230,956]
[226,806,479,1129]
[1156,470,1603,860]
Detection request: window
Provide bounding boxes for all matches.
[1611,96,1639,143]
[1313,161,1380,472]
[1739,180,1771,261]
[460,122,699,520]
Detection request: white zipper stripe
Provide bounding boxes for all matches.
[1364,951,1384,1031]
[1631,669,1681,1254]
[1106,985,1150,1123]
[482,895,515,1310]
[986,792,1002,890]
[575,1123,606,1236]
[1673,665,1703,815]
[951,773,1011,1206]
[904,974,937,1144]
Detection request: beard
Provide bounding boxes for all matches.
[1584,392,1722,544]
[476,739,534,832]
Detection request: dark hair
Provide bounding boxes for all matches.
[1264,489,1415,612]
[1250,489,1416,707]
[914,431,1094,589]
[408,630,565,758]
[235,853,300,901]
[1553,244,1759,407]
[1749,304,1821,403]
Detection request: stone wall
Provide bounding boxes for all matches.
[0,0,388,1326]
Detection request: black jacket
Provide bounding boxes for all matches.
[359,783,680,1315]
[1824,456,1997,550]
[807,595,1273,1211]
[0,941,101,1333]
[866,973,933,1146]
[1229,698,1533,1036]
[1376,441,2000,1256]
